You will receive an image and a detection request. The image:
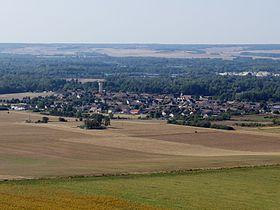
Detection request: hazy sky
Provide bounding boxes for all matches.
[0,0,279,44]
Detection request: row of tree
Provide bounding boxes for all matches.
[167,114,235,130]
[1,54,280,102]
[105,76,280,102]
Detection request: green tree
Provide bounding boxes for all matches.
[42,117,49,123]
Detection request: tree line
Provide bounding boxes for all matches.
[1,54,280,102]
[105,76,280,102]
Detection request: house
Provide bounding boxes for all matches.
[272,105,280,112]
[11,105,26,111]
[130,109,141,115]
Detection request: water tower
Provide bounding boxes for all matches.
[98,80,105,94]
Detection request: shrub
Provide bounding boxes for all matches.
[58,117,67,122]
[82,114,110,130]
[211,124,235,130]
[36,116,49,124]
[273,118,280,125]
[0,107,9,111]
[41,117,49,123]
[186,120,211,128]
[235,122,265,127]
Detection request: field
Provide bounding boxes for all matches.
[232,114,274,122]
[0,92,54,100]
[2,44,280,60]
[65,78,105,84]
[0,166,279,209]
[1,111,280,180]
[212,114,278,128]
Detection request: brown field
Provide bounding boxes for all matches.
[0,92,54,100]
[0,111,280,180]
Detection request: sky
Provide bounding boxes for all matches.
[0,0,279,44]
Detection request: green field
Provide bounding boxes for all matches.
[1,166,279,210]
[232,114,275,123]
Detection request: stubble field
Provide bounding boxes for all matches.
[1,111,280,180]
[0,92,54,100]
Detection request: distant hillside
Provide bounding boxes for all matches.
[1,43,280,60]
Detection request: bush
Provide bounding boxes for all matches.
[84,119,103,129]
[82,114,110,130]
[273,118,280,125]
[58,117,67,122]
[235,122,265,127]
[41,117,49,123]
[186,120,211,128]
[0,106,9,111]
[167,118,177,124]
[36,116,49,124]
[211,124,235,130]
[196,120,211,128]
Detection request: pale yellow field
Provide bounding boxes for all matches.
[0,111,280,180]
[65,78,105,84]
[0,92,54,100]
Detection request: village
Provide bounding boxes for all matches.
[1,86,280,123]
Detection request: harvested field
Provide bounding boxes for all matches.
[242,126,280,135]
[65,78,105,84]
[0,92,54,100]
[144,131,280,152]
[0,111,280,180]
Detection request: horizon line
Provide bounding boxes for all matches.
[1,42,280,46]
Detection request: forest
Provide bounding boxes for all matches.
[0,54,280,101]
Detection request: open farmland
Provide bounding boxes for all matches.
[0,111,280,180]
[0,92,54,100]
[65,78,105,84]
[0,166,279,209]
[2,44,280,60]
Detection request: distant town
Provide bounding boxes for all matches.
[1,80,280,130]
[218,71,280,77]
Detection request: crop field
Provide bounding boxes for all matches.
[2,44,280,60]
[213,114,276,126]
[0,166,279,209]
[65,78,106,84]
[0,111,280,180]
[0,92,54,100]
[231,114,277,123]
[250,126,280,134]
